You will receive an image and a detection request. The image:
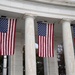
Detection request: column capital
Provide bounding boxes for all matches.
[62,18,74,23]
[23,13,37,19]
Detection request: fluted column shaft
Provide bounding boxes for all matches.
[62,19,75,75]
[25,15,36,75]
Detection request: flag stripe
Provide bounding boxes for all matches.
[46,37,47,57]
[0,33,1,55]
[11,19,14,54]
[52,24,54,57]
[46,24,48,57]
[13,19,16,54]
[50,25,53,57]
[2,33,4,55]
[47,24,50,57]
[10,19,13,55]
[48,24,51,57]
[43,36,45,57]
[7,19,10,55]
[4,33,6,55]
[0,33,2,55]
[6,33,8,55]
[8,19,11,55]
[41,36,43,57]
[10,19,12,55]
[38,36,41,57]
[11,19,14,55]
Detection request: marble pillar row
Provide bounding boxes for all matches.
[62,19,75,75]
[25,15,36,75]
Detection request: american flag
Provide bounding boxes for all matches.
[38,22,54,57]
[0,18,17,55]
[73,25,75,44]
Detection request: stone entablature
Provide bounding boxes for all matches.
[2,0,75,7]
[23,0,75,7]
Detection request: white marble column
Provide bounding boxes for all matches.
[48,50,59,75]
[14,33,23,75]
[62,19,75,75]
[8,56,15,75]
[44,58,49,75]
[44,50,58,75]
[25,15,36,75]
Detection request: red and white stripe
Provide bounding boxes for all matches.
[0,19,17,55]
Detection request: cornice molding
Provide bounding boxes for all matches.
[25,0,75,7]
[0,0,75,20]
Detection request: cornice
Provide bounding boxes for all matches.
[25,0,75,7]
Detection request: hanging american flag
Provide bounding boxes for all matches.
[38,22,54,57]
[73,25,75,44]
[0,18,17,55]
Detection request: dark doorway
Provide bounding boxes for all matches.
[23,46,44,75]
[36,49,44,75]
[0,56,3,75]
[57,44,66,75]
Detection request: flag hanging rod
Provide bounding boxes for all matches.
[0,15,19,19]
[37,19,64,24]
[0,15,14,19]
[37,21,55,25]
[1,15,7,18]
[71,24,75,26]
